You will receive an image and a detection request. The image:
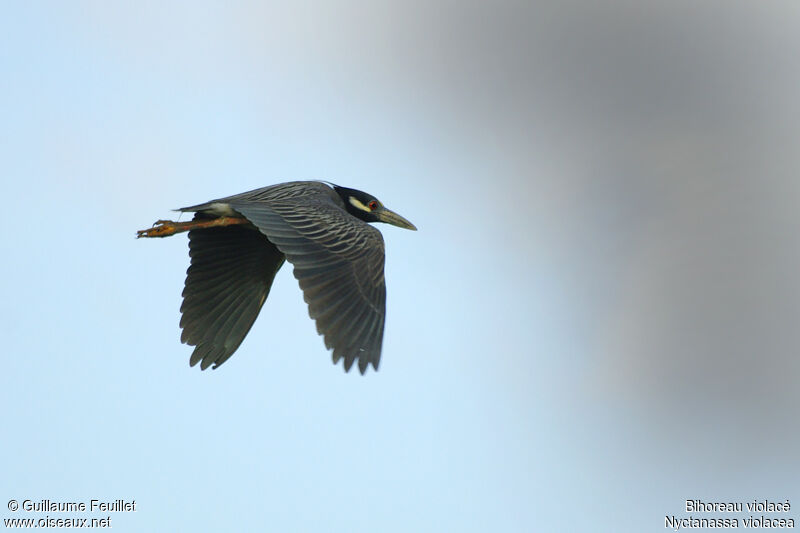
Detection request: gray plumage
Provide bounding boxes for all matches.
[172,181,416,374]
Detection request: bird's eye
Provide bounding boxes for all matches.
[368,200,379,211]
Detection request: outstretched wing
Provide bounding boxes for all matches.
[180,217,285,370]
[226,192,387,374]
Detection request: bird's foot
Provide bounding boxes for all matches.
[137,219,184,238]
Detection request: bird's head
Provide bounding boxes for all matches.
[334,185,417,230]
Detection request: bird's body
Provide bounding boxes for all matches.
[138,181,416,374]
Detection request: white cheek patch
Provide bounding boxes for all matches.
[348,196,372,213]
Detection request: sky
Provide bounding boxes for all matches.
[1,1,799,531]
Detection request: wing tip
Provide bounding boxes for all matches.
[331,346,380,375]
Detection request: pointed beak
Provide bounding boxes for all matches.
[378,207,417,231]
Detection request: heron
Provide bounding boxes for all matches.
[137,181,416,374]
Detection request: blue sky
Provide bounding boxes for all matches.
[2,2,799,531]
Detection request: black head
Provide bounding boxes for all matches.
[333,185,417,230]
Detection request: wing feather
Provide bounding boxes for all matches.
[222,186,387,373]
[179,222,285,370]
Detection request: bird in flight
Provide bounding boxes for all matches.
[137,181,416,374]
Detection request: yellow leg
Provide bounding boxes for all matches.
[136,216,251,238]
